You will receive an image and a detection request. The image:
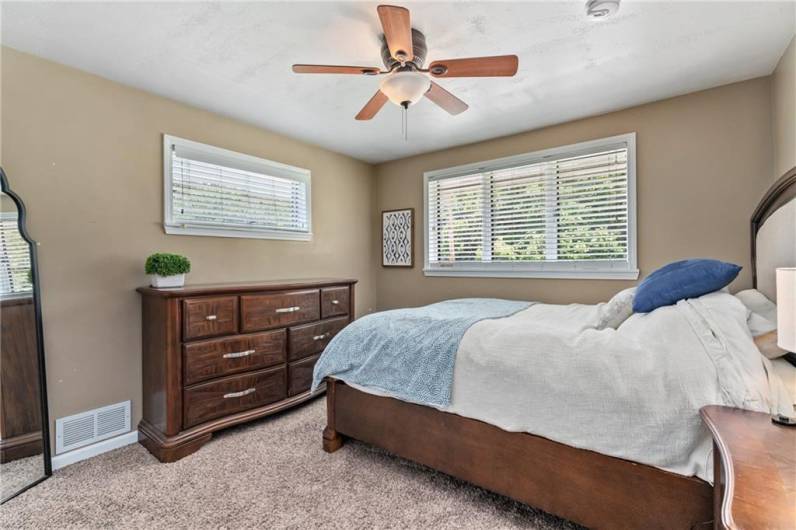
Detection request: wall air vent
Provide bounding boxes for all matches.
[55,400,131,454]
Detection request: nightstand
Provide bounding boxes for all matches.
[700,405,796,530]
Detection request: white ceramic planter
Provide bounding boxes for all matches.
[149,273,185,288]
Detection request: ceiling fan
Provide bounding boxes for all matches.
[292,4,519,126]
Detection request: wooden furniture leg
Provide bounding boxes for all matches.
[322,378,344,453]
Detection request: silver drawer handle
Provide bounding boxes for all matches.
[275,306,300,313]
[223,388,256,399]
[205,315,218,321]
[331,300,340,305]
[223,349,255,359]
[313,332,331,341]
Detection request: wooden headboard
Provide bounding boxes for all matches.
[751,166,796,300]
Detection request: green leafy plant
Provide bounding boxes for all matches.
[145,253,191,276]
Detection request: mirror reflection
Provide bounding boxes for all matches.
[0,189,46,502]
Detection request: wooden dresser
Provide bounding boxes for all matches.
[137,278,356,462]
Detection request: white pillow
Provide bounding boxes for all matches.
[734,288,787,359]
[735,288,777,325]
[747,312,776,337]
[596,287,636,330]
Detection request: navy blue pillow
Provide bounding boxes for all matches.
[633,259,741,313]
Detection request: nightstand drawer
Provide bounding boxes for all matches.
[183,330,286,386]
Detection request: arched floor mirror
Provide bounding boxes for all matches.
[0,167,51,503]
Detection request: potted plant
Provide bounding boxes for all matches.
[145,253,191,288]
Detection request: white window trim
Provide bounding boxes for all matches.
[162,135,312,241]
[422,133,638,280]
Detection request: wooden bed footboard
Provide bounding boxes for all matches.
[323,379,713,530]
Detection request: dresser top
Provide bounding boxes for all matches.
[137,278,357,298]
[700,405,796,530]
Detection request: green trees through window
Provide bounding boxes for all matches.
[428,148,629,266]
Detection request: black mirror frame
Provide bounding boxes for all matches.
[0,166,52,503]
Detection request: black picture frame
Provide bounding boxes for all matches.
[381,208,414,268]
[0,167,52,504]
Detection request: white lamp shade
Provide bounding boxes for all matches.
[777,267,796,352]
[379,71,431,106]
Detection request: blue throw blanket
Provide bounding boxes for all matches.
[311,298,531,408]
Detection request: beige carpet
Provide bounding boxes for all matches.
[1,455,46,501]
[0,397,582,529]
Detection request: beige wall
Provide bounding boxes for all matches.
[0,47,377,447]
[373,78,774,309]
[772,35,796,181]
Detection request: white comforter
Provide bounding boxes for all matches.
[354,292,791,483]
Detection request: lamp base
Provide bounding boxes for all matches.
[782,352,796,368]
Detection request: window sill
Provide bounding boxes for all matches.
[164,224,312,241]
[423,268,640,280]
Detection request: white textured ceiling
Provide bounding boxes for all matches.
[2,2,794,163]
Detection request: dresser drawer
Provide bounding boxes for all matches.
[288,316,348,361]
[183,367,286,429]
[321,286,350,319]
[183,296,238,341]
[240,289,320,332]
[288,354,320,396]
[183,330,286,386]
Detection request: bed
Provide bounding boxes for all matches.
[317,167,796,530]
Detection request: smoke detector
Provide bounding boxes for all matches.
[586,0,620,19]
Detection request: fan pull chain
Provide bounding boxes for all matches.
[401,102,409,141]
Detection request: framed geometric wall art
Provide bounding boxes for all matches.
[382,208,414,267]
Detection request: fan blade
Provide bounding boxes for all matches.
[355,90,389,120]
[377,5,413,63]
[428,55,519,78]
[424,82,468,115]
[292,64,381,75]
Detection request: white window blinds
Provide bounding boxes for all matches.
[164,136,311,240]
[0,213,32,296]
[425,134,637,279]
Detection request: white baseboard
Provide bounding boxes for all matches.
[51,430,139,470]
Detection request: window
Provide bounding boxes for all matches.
[0,213,32,297]
[163,135,311,240]
[424,133,637,279]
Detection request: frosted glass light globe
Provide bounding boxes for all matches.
[380,71,431,106]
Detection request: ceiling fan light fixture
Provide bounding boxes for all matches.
[292,5,519,121]
[379,71,431,106]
